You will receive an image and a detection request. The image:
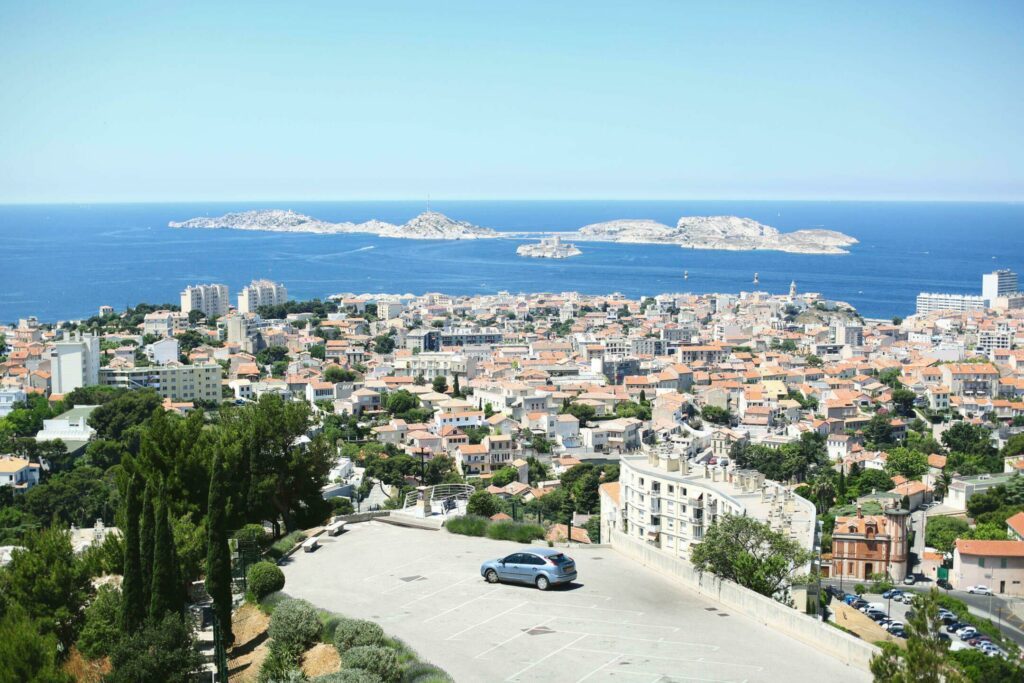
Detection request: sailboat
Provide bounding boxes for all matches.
[753,272,759,285]
[684,270,689,280]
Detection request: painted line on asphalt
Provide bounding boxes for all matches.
[504,634,589,681]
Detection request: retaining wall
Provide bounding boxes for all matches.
[609,529,877,672]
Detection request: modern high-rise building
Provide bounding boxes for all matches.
[238,279,288,314]
[982,269,1019,304]
[99,362,222,402]
[50,332,100,395]
[181,283,230,318]
[915,292,986,316]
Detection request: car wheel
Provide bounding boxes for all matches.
[485,569,499,584]
[536,575,550,591]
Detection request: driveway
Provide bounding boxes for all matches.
[282,521,869,682]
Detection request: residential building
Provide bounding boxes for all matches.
[830,504,911,583]
[35,405,98,454]
[181,283,230,318]
[99,363,222,402]
[946,472,1014,511]
[952,539,1024,596]
[145,337,180,365]
[0,388,27,417]
[396,352,477,381]
[238,279,288,314]
[981,269,1018,305]
[143,310,188,337]
[50,332,100,395]
[0,455,41,491]
[915,292,986,315]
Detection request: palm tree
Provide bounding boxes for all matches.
[810,474,836,514]
[933,471,952,501]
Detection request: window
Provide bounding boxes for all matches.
[668,485,674,494]
[1000,558,1007,569]
[979,558,985,568]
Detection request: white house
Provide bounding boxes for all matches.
[0,455,41,491]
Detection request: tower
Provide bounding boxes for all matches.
[789,280,797,299]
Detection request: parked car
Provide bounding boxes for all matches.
[903,575,916,585]
[891,628,907,639]
[967,636,992,647]
[900,594,914,604]
[886,621,905,633]
[867,610,887,622]
[957,627,979,641]
[946,621,970,633]
[851,599,868,609]
[480,547,577,591]
[966,585,992,595]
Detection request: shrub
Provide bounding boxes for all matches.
[258,640,303,683]
[268,531,308,561]
[234,523,270,549]
[485,520,545,543]
[344,646,400,683]
[444,515,488,537]
[269,599,322,657]
[314,671,383,683]
[333,618,385,654]
[401,661,454,683]
[77,584,122,659]
[248,561,286,601]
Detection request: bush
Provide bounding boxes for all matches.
[401,662,454,683]
[235,523,270,549]
[77,584,122,659]
[333,618,385,654]
[466,490,499,517]
[444,515,489,537]
[344,646,400,683]
[314,671,383,683]
[330,498,355,515]
[248,561,286,601]
[268,599,322,657]
[268,531,308,561]
[485,520,545,543]
[258,640,304,683]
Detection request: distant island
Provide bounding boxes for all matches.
[170,209,857,254]
[516,235,582,259]
[169,209,499,240]
[574,216,858,254]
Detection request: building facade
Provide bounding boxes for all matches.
[953,539,1024,596]
[830,505,910,583]
[982,269,1019,304]
[99,363,222,402]
[238,280,288,314]
[50,333,100,395]
[181,283,230,318]
[915,292,986,315]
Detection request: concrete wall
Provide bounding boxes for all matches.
[609,529,877,672]
[332,511,391,524]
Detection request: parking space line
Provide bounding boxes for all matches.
[361,553,438,582]
[575,653,621,682]
[554,631,718,650]
[510,612,681,633]
[473,618,551,659]
[424,591,518,624]
[505,634,589,681]
[523,600,644,615]
[443,601,529,639]
[398,575,480,606]
[567,647,763,671]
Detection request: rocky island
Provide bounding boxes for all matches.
[575,215,857,254]
[516,235,582,259]
[169,209,500,240]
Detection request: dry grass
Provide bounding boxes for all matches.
[831,599,905,648]
[301,642,341,678]
[228,603,272,682]
[63,647,111,683]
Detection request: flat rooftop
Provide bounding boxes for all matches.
[281,521,868,683]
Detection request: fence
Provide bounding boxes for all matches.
[609,529,878,672]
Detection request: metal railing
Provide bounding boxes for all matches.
[401,483,475,510]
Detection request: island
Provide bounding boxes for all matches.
[516,235,582,259]
[574,216,858,254]
[170,209,857,254]
[169,209,500,240]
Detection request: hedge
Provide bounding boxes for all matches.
[333,618,385,654]
[445,515,544,543]
[267,531,308,561]
[344,646,401,683]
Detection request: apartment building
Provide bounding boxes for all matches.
[181,283,230,318]
[939,363,1000,397]
[982,269,1019,304]
[238,279,288,314]
[99,363,222,402]
[608,444,816,563]
[50,332,100,395]
[0,388,27,417]
[396,352,477,381]
[455,434,523,477]
[143,310,188,338]
[915,292,986,315]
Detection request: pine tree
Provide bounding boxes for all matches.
[149,490,181,620]
[140,482,155,600]
[205,453,234,649]
[120,474,146,631]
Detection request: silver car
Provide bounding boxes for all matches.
[480,547,577,591]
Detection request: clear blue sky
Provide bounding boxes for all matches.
[1,1,1022,202]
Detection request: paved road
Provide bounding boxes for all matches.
[284,521,869,682]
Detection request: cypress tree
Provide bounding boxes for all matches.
[452,373,461,398]
[205,453,234,649]
[139,483,155,601]
[120,474,146,631]
[149,491,180,619]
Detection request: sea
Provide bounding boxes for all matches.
[1,200,1022,323]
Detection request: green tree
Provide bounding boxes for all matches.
[584,515,601,543]
[139,483,155,602]
[700,405,732,425]
[324,366,356,383]
[890,388,917,417]
[942,422,994,456]
[108,613,200,683]
[431,376,448,393]
[452,373,462,398]
[490,466,518,488]
[525,456,549,485]
[924,516,970,554]
[149,492,182,620]
[309,343,326,360]
[560,401,596,427]
[885,447,929,479]
[0,606,71,683]
[0,527,93,652]
[120,474,146,632]
[861,413,895,448]
[691,515,811,600]
[79,584,123,660]
[88,390,164,441]
[372,335,395,354]
[205,452,233,650]
[384,390,419,417]
[466,491,499,518]
[869,589,957,682]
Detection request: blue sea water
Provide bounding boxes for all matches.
[1,200,1022,323]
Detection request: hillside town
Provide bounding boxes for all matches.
[3,272,1024,680]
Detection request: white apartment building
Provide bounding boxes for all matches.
[0,388,27,417]
[50,333,100,395]
[181,283,230,318]
[608,444,816,564]
[145,337,180,365]
[982,269,1018,304]
[99,363,222,402]
[915,292,986,316]
[396,352,477,381]
[143,310,188,338]
[238,279,288,314]
[0,455,41,491]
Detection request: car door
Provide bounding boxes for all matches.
[521,553,546,582]
[499,553,527,582]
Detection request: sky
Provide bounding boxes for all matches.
[1,1,1022,203]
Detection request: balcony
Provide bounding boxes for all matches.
[688,497,703,508]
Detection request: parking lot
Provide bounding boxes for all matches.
[282,521,869,682]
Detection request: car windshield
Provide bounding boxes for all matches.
[547,554,567,563]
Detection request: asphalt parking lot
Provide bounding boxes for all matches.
[282,521,869,682]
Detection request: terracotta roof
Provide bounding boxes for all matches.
[1006,511,1024,539]
[955,539,1024,558]
[599,481,620,505]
